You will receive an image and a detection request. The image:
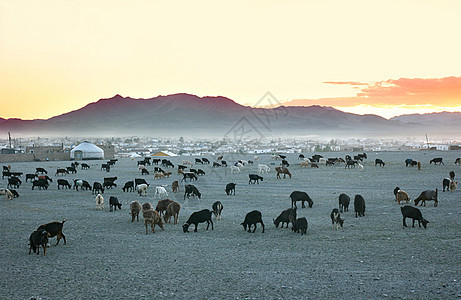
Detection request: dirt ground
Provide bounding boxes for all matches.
[0,151,460,299]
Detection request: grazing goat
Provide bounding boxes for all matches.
[182,209,213,233]
[274,208,297,228]
[275,167,292,179]
[290,191,313,209]
[396,190,410,205]
[414,189,438,207]
[449,180,458,192]
[225,183,236,195]
[9,189,19,198]
[57,179,72,189]
[375,159,385,167]
[137,183,149,196]
[300,161,310,168]
[95,194,104,210]
[155,186,169,199]
[32,179,49,190]
[29,229,48,256]
[155,199,174,216]
[354,194,366,217]
[184,185,201,199]
[92,182,104,194]
[55,168,69,176]
[122,181,134,192]
[393,187,400,200]
[37,220,66,246]
[143,209,164,234]
[338,193,350,212]
[164,201,181,224]
[401,206,429,229]
[172,180,180,193]
[109,196,122,211]
[248,174,263,184]
[455,158,461,165]
[0,188,14,200]
[130,201,142,222]
[292,217,308,235]
[443,178,458,192]
[330,208,344,229]
[241,210,265,233]
[212,201,223,220]
[258,164,270,174]
[230,166,241,174]
[142,202,154,212]
[430,157,444,165]
[7,177,22,189]
[182,172,197,182]
[35,167,48,174]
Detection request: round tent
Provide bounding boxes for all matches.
[70,142,104,160]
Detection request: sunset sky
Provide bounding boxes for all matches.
[1,0,460,120]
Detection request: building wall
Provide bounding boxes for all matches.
[99,145,115,159]
[0,152,70,163]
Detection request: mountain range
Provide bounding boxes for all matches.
[1,93,460,138]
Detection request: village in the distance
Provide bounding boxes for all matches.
[1,133,460,163]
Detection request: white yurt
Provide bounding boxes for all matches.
[70,142,104,160]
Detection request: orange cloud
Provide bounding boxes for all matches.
[283,76,461,108]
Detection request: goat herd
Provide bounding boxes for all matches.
[0,153,459,257]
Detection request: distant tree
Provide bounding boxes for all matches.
[179,136,184,143]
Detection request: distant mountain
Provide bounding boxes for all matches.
[390,112,461,125]
[0,94,459,138]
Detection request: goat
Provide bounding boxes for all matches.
[182,209,213,232]
[57,179,72,189]
[258,164,270,174]
[248,174,263,184]
[109,196,122,211]
[164,201,181,224]
[184,184,201,199]
[155,186,169,199]
[137,183,149,196]
[225,183,236,195]
[290,191,313,209]
[130,201,142,222]
[212,201,223,220]
[172,180,180,193]
[414,189,438,207]
[330,208,344,229]
[338,193,350,212]
[275,167,292,179]
[37,220,66,246]
[122,181,135,192]
[95,194,104,210]
[292,217,308,235]
[241,210,265,233]
[155,199,174,216]
[401,206,429,229]
[92,182,104,194]
[29,229,48,256]
[354,194,366,217]
[143,209,165,234]
[274,208,297,228]
[0,188,14,200]
[396,190,410,205]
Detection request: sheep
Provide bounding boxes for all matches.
[396,190,410,205]
[137,183,149,196]
[155,199,174,216]
[182,209,214,233]
[143,209,165,234]
[95,194,104,210]
[212,201,223,220]
[241,210,265,233]
[172,180,180,193]
[414,189,438,207]
[155,186,169,199]
[0,188,14,200]
[130,201,142,222]
[163,201,181,224]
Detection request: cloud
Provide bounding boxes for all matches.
[283,76,461,108]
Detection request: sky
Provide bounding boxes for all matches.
[0,0,460,120]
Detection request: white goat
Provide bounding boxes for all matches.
[137,184,149,196]
[95,194,104,210]
[258,164,270,174]
[155,186,169,199]
[230,166,241,174]
[0,188,13,200]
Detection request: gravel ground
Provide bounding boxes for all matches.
[0,151,460,299]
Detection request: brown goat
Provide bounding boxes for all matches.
[142,202,154,212]
[275,167,292,179]
[130,201,142,222]
[155,199,174,216]
[143,209,164,234]
[172,180,180,193]
[414,189,438,207]
[164,201,181,224]
[396,190,410,205]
